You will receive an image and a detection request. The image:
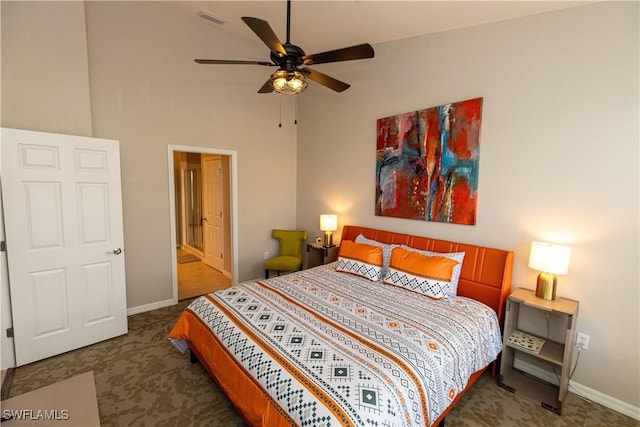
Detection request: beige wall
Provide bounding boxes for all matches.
[297,1,639,412]
[1,1,93,136]
[1,1,299,309]
[84,1,298,306]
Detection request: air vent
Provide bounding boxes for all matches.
[198,10,229,25]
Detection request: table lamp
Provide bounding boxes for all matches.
[320,214,338,247]
[528,241,571,300]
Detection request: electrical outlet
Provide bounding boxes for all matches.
[576,332,590,350]
[264,251,269,260]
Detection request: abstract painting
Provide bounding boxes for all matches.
[376,97,483,225]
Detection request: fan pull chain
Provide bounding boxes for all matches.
[294,98,298,125]
[279,100,282,128]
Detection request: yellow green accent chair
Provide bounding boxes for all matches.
[265,229,307,279]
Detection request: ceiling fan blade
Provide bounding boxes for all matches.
[299,68,350,93]
[195,59,275,66]
[241,17,287,58]
[302,43,374,66]
[257,79,274,94]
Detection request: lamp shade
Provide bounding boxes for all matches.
[320,214,338,232]
[270,70,309,95]
[528,241,571,275]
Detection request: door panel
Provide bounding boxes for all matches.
[81,262,113,324]
[77,183,110,243]
[1,128,128,366]
[24,182,64,248]
[31,268,68,337]
[20,144,60,169]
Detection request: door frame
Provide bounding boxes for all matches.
[0,151,16,371]
[167,145,238,304]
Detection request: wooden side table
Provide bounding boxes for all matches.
[306,243,339,269]
[499,287,579,414]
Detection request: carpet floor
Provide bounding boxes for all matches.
[8,299,639,427]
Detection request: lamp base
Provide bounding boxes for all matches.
[535,272,557,300]
[323,231,333,247]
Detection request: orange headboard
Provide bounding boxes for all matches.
[340,225,514,323]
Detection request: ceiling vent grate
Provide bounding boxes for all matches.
[198,10,229,25]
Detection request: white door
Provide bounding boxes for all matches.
[1,128,128,366]
[202,155,224,271]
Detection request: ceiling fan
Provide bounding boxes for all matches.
[195,0,375,94]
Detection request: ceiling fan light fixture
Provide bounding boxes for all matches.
[194,0,374,94]
[270,70,309,95]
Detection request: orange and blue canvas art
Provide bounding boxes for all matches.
[376,97,483,225]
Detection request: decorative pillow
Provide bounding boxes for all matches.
[336,240,383,282]
[401,245,465,297]
[355,234,397,280]
[384,247,460,299]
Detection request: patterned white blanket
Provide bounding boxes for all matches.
[170,263,502,426]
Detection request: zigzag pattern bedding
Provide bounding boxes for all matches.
[170,263,502,426]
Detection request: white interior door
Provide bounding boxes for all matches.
[1,128,128,366]
[202,155,224,271]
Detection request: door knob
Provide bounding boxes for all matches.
[112,248,122,255]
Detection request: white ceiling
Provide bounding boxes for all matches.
[164,1,596,57]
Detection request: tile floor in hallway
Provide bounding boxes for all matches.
[177,248,232,300]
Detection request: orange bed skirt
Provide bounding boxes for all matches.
[169,310,295,427]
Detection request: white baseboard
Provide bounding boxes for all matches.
[514,359,640,421]
[569,381,640,421]
[127,298,175,316]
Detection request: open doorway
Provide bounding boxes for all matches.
[168,145,238,303]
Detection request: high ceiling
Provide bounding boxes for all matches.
[164,1,596,56]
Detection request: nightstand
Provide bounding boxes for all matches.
[306,243,339,269]
[499,287,579,415]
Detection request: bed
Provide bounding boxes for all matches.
[169,225,514,426]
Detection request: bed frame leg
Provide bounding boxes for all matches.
[190,349,199,364]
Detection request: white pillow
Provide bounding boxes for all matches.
[400,245,465,297]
